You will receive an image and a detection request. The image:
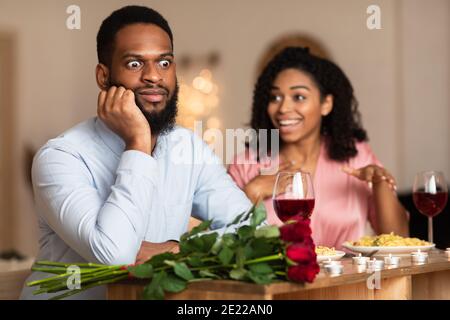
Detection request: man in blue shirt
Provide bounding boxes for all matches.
[21,5,251,299]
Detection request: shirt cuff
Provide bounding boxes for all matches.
[117,150,158,184]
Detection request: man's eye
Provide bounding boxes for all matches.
[158,60,171,69]
[126,60,143,69]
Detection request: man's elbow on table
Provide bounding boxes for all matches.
[89,235,140,266]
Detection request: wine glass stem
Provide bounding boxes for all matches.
[428,216,433,244]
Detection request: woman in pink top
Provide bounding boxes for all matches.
[228,47,408,249]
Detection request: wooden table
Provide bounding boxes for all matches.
[0,258,33,299]
[107,250,450,300]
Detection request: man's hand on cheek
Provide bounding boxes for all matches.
[97,86,152,154]
[135,240,180,265]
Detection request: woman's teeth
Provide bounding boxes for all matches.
[279,119,301,126]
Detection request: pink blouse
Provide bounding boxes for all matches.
[228,142,382,249]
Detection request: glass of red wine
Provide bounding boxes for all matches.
[412,171,448,244]
[272,171,315,223]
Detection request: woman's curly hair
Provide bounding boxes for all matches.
[250,46,368,162]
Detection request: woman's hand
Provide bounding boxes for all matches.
[343,165,408,237]
[342,165,397,190]
[244,159,302,203]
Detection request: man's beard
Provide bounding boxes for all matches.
[135,83,179,136]
[108,78,178,136]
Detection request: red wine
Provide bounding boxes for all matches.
[413,192,448,217]
[273,199,315,222]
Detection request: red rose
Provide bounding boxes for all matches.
[287,261,320,283]
[300,236,315,249]
[286,243,316,263]
[279,219,312,242]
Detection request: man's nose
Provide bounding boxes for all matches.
[141,64,162,84]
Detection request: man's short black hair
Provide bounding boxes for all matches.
[96,5,173,67]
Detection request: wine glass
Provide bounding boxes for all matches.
[272,171,315,222]
[412,171,448,244]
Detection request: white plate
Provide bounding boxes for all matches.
[317,250,346,262]
[342,242,435,256]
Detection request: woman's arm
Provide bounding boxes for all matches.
[372,180,409,236]
[343,165,409,236]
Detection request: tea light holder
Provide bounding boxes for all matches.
[411,249,428,264]
[352,253,370,265]
[322,259,342,266]
[356,264,367,273]
[384,254,400,266]
[324,263,343,275]
[445,248,450,258]
[366,258,384,270]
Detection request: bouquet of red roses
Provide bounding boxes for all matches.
[27,204,320,300]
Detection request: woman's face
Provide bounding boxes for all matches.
[267,68,332,144]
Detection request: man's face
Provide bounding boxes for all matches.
[108,23,177,135]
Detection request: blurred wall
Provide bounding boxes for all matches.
[0,0,448,256]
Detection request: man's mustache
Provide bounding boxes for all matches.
[136,86,169,95]
[107,80,169,96]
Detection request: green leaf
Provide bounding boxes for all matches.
[237,225,255,241]
[229,268,247,280]
[248,238,277,258]
[200,232,219,252]
[248,271,274,285]
[211,238,223,255]
[128,263,153,279]
[190,220,212,236]
[180,219,212,242]
[254,225,280,239]
[187,255,204,267]
[179,241,194,255]
[187,236,206,252]
[218,246,234,265]
[226,209,248,227]
[142,271,166,300]
[173,262,194,281]
[244,242,255,259]
[236,247,245,269]
[145,252,176,268]
[248,263,273,275]
[241,205,255,224]
[199,269,221,279]
[182,232,218,254]
[162,274,187,293]
[222,234,237,248]
[250,203,267,227]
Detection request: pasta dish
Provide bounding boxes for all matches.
[349,232,431,247]
[315,246,337,255]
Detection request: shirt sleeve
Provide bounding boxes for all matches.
[191,138,252,230]
[32,145,158,265]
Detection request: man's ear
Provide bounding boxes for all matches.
[321,94,333,116]
[95,64,110,90]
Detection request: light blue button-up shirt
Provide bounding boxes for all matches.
[20,117,251,299]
